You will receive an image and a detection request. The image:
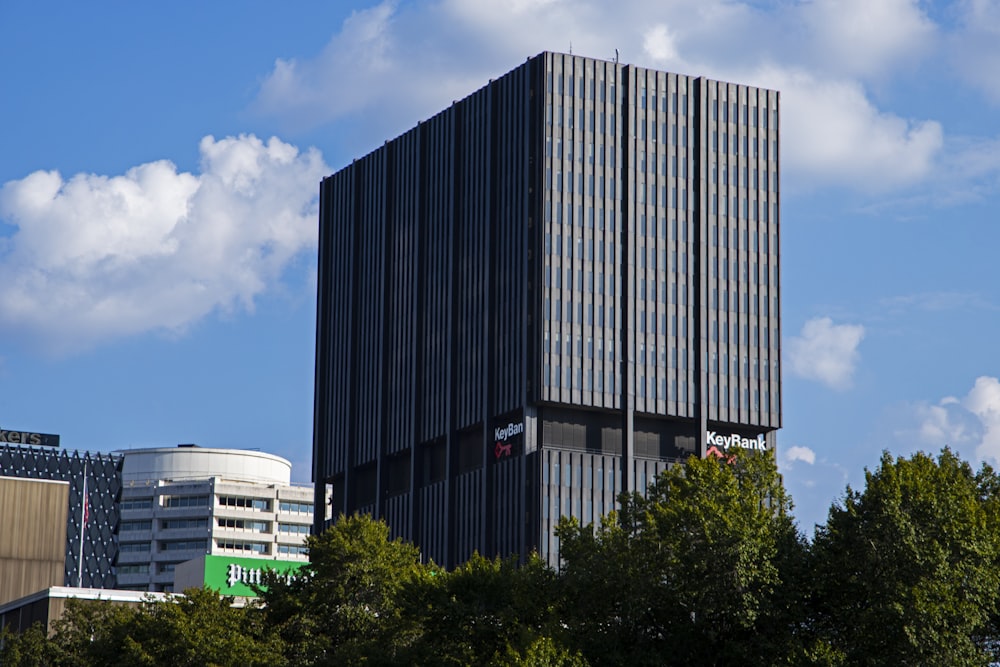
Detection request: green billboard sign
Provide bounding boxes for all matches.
[201,555,306,597]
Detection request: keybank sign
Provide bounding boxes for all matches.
[706,431,766,451]
[494,422,524,442]
[493,420,524,460]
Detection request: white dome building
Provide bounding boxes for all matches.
[122,445,292,486]
[114,445,317,593]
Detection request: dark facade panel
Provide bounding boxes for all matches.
[453,467,484,565]
[385,131,419,459]
[314,169,356,483]
[454,88,490,432]
[383,493,411,543]
[355,152,388,467]
[490,62,531,417]
[417,481,447,563]
[492,455,525,559]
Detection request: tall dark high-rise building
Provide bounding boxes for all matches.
[313,52,780,567]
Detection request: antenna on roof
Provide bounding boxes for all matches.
[614,48,619,64]
[569,42,573,55]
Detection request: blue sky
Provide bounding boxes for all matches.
[2,0,999,533]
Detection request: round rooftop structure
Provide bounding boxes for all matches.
[116,445,292,485]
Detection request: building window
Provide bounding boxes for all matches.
[279,501,314,514]
[120,542,151,553]
[120,520,152,532]
[163,495,209,509]
[216,540,270,555]
[217,518,271,532]
[218,496,272,511]
[161,518,208,530]
[121,498,153,511]
[160,540,208,552]
[278,523,311,535]
[278,544,309,556]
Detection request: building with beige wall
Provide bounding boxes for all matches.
[0,477,68,607]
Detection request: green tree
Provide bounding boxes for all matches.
[98,587,286,666]
[260,512,430,665]
[0,596,137,667]
[489,635,589,667]
[0,622,58,667]
[557,449,807,666]
[398,552,571,665]
[0,588,285,667]
[810,448,1000,666]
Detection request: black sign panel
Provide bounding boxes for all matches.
[0,428,60,447]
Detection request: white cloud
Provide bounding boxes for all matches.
[643,24,680,64]
[913,398,977,446]
[752,65,943,191]
[0,134,329,356]
[788,317,866,390]
[965,377,1000,461]
[783,445,817,466]
[253,0,947,193]
[255,2,403,130]
[800,0,936,79]
[911,376,1000,464]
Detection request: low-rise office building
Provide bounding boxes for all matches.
[0,587,170,635]
[115,445,316,593]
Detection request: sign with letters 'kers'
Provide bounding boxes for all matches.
[493,418,524,460]
[0,427,60,447]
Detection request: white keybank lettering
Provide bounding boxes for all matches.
[494,422,524,442]
[706,431,766,451]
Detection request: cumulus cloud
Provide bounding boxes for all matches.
[800,0,936,79]
[252,0,951,193]
[783,445,817,466]
[911,376,1000,464]
[0,134,329,355]
[788,317,866,390]
[753,66,943,191]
